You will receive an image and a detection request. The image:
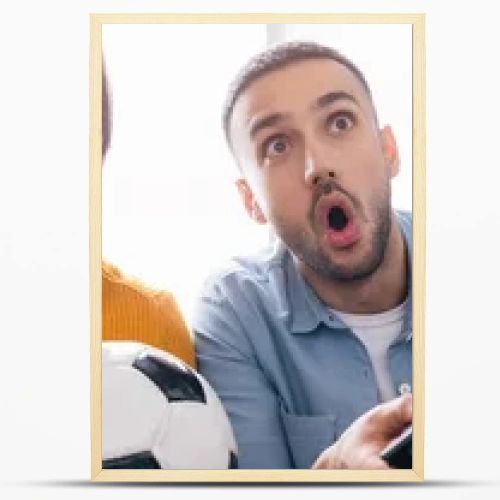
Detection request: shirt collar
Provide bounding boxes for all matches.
[285,210,413,339]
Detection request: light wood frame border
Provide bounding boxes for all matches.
[90,12,425,483]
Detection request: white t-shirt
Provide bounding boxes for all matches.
[331,300,407,402]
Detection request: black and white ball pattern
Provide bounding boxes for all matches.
[102,341,238,469]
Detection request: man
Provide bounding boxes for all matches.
[192,41,412,469]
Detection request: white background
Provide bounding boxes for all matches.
[1,1,500,500]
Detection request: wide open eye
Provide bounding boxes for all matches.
[327,112,355,135]
[262,134,290,158]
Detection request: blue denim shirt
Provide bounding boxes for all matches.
[193,211,412,469]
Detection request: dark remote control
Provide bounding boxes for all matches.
[380,425,412,469]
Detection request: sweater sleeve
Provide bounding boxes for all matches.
[102,263,196,368]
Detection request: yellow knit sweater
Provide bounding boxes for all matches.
[102,262,196,368]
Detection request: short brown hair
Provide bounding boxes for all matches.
[222,41,376,148]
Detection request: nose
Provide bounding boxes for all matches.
[303,143,336,188]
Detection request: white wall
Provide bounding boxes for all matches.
[1,1,500,499]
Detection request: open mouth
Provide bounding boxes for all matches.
[315,193,361,249]
[328,205,349,232]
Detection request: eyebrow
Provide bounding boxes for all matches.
[248,113,289,139]
[248,91,359,139]
[315,91,359,109]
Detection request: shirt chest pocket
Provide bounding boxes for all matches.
[279,408,337,469]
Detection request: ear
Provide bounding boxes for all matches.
[380,125,400,178]
[235,179,267,224]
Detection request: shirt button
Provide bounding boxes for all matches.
[398,382,412,395]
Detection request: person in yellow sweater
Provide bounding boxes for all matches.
[101,64,195,368]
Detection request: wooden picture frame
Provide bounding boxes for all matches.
[90,12,425,482]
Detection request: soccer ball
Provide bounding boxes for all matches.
[102,341,238,469]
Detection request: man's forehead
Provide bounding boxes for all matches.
[231,58,371,131]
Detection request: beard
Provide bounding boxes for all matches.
[276,179,392,283]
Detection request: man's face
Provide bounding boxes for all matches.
[230,58,399,282]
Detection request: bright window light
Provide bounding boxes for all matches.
[102,24,269,320]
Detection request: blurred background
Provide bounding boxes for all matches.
[102,22,412,321]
